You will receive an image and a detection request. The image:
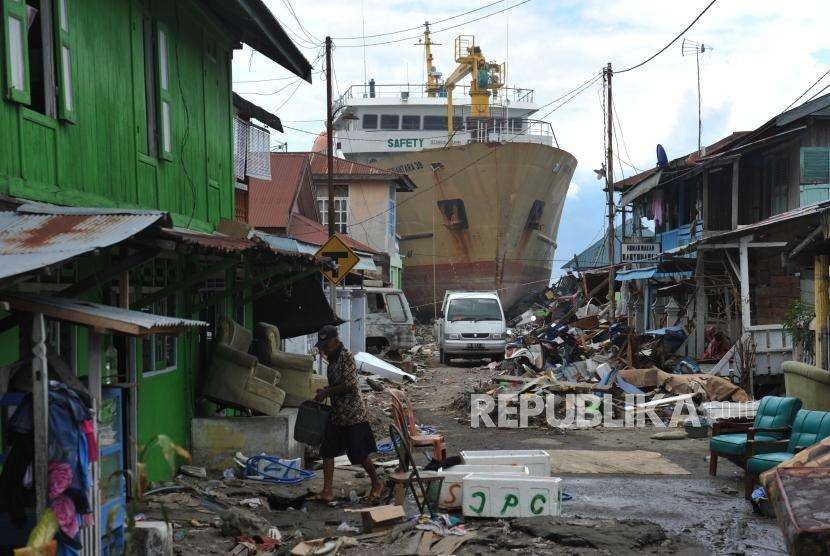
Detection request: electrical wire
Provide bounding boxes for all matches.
[281,0,322,44]
[233,75,297,84]
[235,77,302,96]
[332,0,509,40]
[612,98,643,172]
[616,0,718,74]
[805,81,830,104]
[785,68,830,111]
[335,0,533,48]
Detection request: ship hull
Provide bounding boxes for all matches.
[351,142,576,318]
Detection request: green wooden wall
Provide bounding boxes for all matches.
[0,0,235,231]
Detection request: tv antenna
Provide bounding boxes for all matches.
[682,38,709,154]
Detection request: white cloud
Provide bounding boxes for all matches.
[236,0,830,269]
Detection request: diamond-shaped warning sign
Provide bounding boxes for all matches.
[316,235,360,285]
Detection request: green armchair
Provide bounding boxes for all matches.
[744,409,830,497]
[782,361,830,410]
[709,396,802,476]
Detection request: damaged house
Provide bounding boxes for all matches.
[0,0,338,552]
[614,92,830,389]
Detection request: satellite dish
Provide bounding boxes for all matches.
[656,144,669,168]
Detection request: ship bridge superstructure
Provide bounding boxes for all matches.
[332,25,557,158]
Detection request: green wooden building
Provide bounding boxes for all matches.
[0,0,314,482]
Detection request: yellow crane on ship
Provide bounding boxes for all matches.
[420,23,504,137]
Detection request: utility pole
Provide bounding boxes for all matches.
[326,36,336,307]
[604,63,616,319]
[682,39,706,154]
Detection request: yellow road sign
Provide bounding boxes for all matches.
[316,235,360,285]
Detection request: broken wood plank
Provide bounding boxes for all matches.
[417,531,434,556]
[395,531,423,556]
[430,533,476,555]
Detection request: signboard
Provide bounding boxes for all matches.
[621,240,659,263]
[316,235,360,285]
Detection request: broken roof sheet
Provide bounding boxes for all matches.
[161,227,323,264]
[1,292,207,336]
[0,206,167,281]
[699,200,830,243]
[233,93,283,131]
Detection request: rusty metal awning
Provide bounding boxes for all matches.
[0,204,169,280]
[1,292,207,336]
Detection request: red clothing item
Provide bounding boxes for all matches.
[81,420,98,462]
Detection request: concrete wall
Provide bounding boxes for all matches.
[347,180,394,255]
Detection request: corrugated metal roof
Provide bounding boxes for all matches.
[247,153,311,228]
[0,208,167,280]
[699,200,830,244]
[256,231,376,270]
[561,220,655,270]
[306,152,417,191]
[287,214,379,254]
[2,292,206,335]
[162,227,323,265]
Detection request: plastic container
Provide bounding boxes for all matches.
[462,473,562,517]
[294,401,331,445]
[436,464,529,509]
[460,450,551,476]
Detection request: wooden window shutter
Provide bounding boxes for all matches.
[800,147,830,184]
[53,0,74,121]
[3,0,30,104]
[156,22,173,160]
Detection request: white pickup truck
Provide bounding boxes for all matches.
[434,290,507,365]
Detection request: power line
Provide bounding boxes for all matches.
[233,75,297,84]
[332,0,508,40]
[806,82,830,103]
[281,0,321,45]
[235,77,302,96]
[787,68,830,110]
[335,0,533,48]
[616,0,718,74]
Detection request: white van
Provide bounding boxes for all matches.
[434,291,507,364]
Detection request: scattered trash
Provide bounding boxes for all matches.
[355,351,417,383]
[179,464,207,478]
[223,468,237,480]
[238,497,264,508]
[343,505,406,533]
[336,521,360,533]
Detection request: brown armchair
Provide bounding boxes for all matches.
[202,317,286,415]
[255,322,318,407]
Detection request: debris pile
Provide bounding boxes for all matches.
[470,277,751,431]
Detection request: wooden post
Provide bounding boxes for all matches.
[739,236,752,331]
[815,255,829,368]
[31,313,49,516]
[120,270,139,496]
[695,253,706,356]
[604,63,616,318]
[731,158,740,229]
[88,329,103,556]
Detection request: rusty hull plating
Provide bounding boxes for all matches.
[380,141,576,317]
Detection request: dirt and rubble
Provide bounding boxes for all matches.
[134,318,787,555]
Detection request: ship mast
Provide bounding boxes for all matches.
[422,22,441,97]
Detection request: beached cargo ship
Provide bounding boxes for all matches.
[333,26,577,317]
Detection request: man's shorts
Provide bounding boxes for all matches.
[319,420,378,464]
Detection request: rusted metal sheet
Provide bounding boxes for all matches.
[0,206,166,280]
[2,292,208,335]
[162,227,322,265]
[771,467,830,554]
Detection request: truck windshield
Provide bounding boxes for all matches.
[447,298,502,321]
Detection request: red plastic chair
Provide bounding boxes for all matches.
[389,389,446,461]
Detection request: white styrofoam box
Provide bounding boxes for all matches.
[462,473,562,518]
[460,450,551,476]
[436,465,529,509]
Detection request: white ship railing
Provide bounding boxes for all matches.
[336,83,535,106]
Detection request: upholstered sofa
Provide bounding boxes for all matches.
[782,361,830,411]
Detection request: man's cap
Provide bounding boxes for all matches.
[315,324,339,347]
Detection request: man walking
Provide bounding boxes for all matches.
[313,325,383,504]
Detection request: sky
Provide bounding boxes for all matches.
[233,0,830,280]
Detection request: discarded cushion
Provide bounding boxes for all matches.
[709,433,779,457]
[746,452,793,474]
